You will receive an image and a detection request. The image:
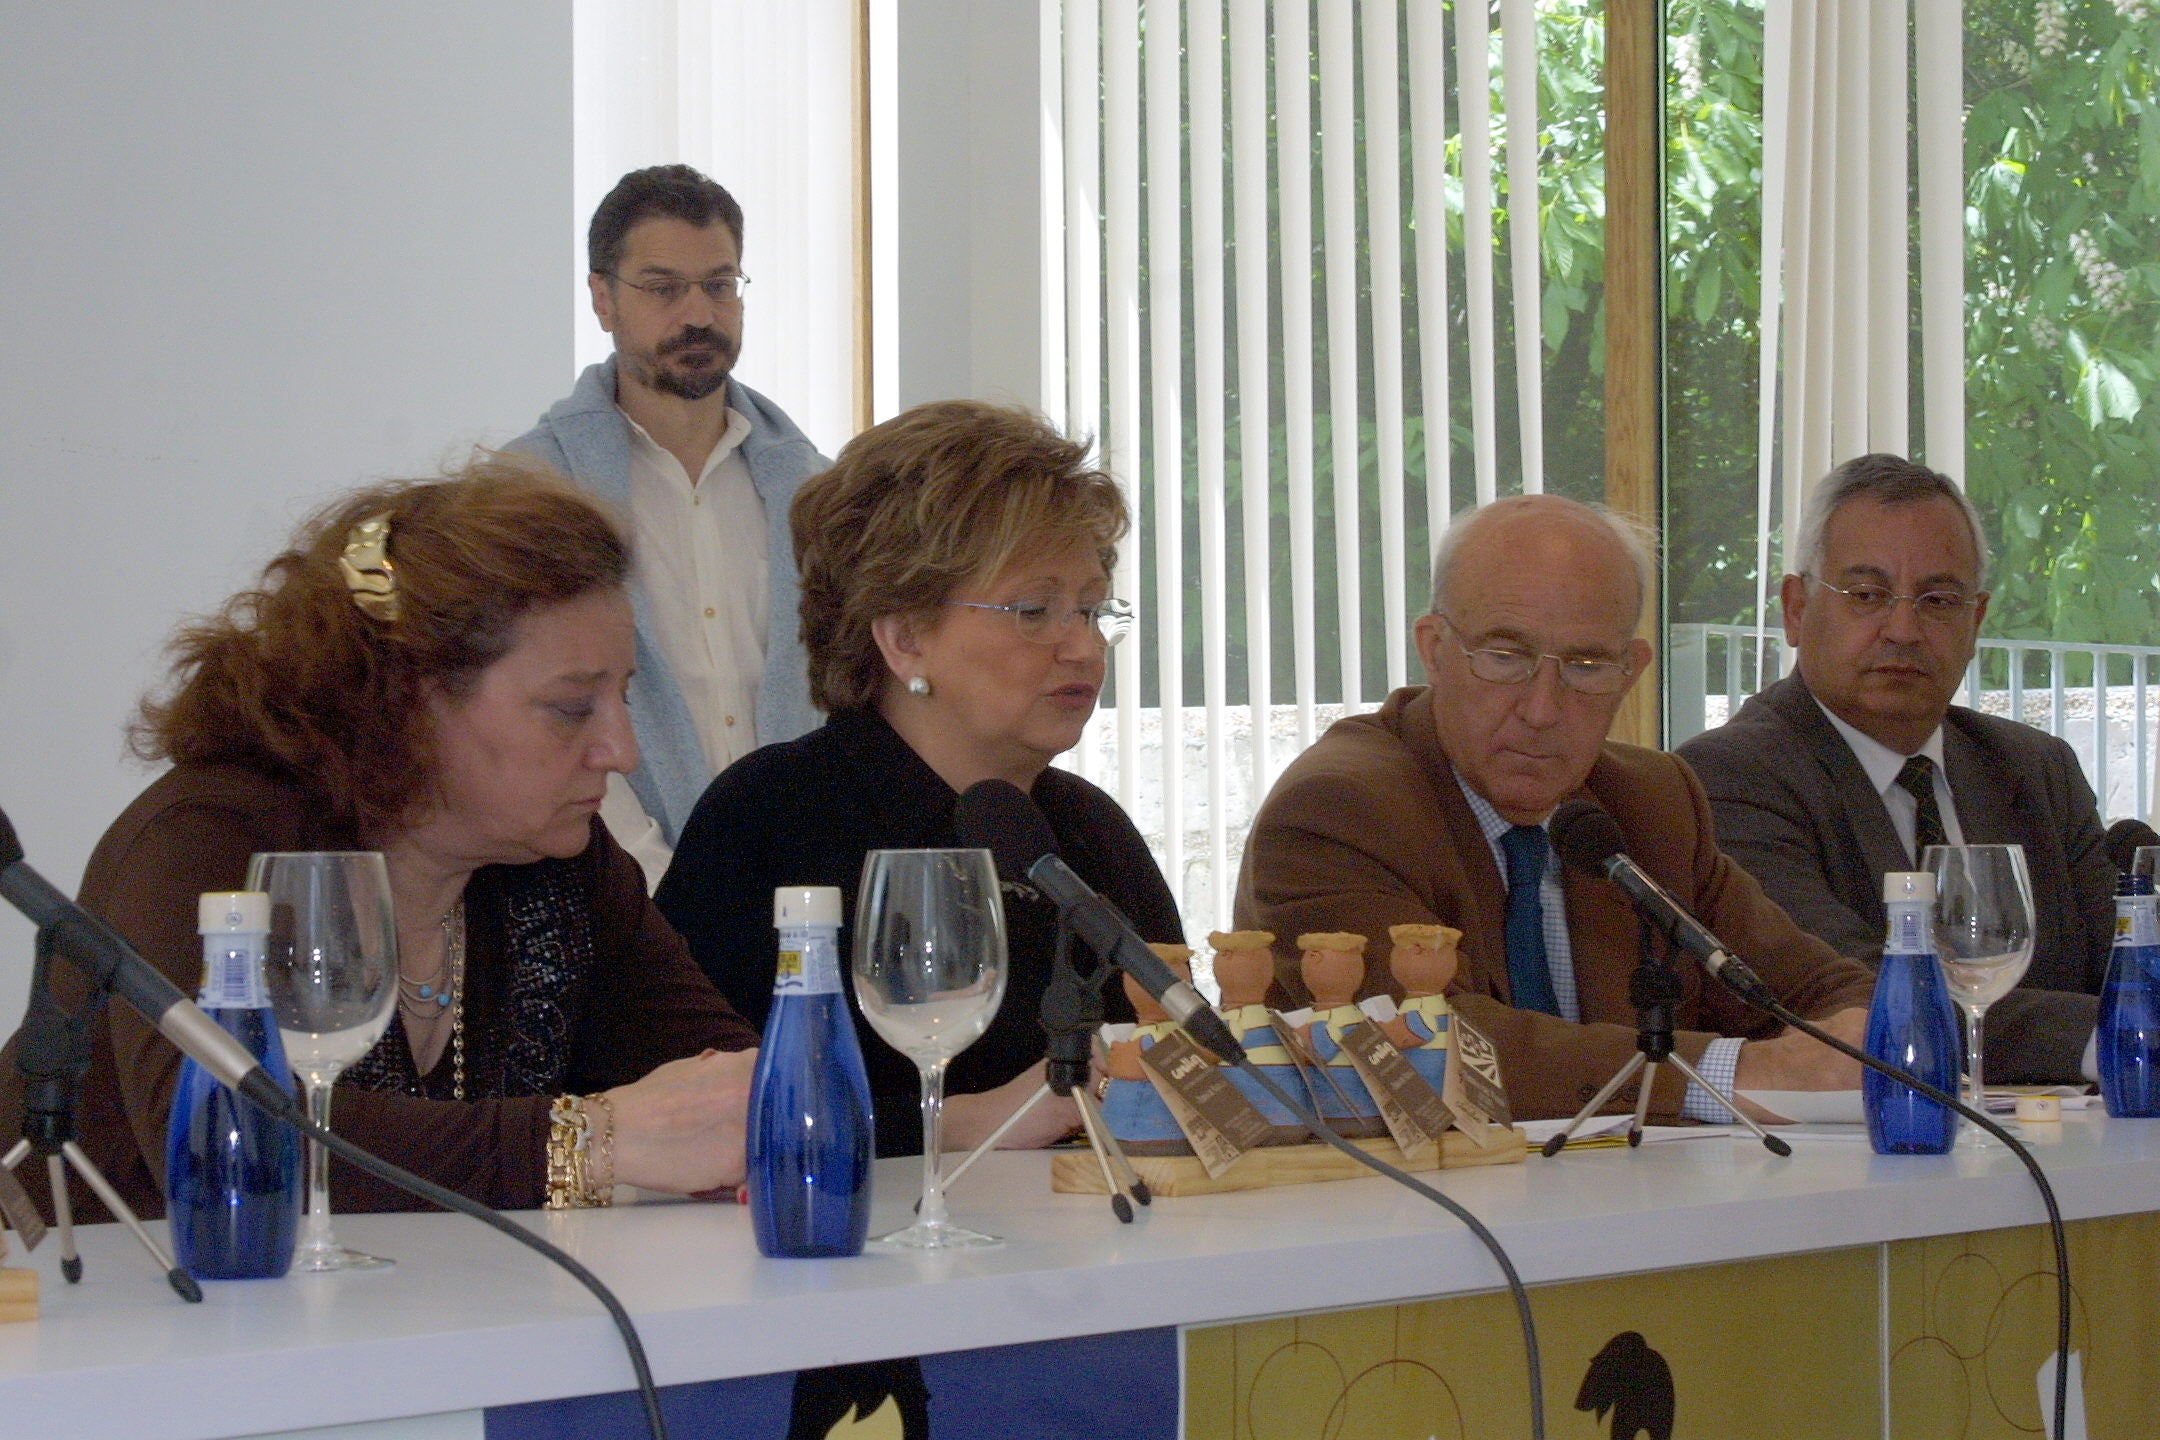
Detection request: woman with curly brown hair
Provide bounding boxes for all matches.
[656,400,1181,1158]
[0,456,760,1220]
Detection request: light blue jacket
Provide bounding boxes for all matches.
[509,358,828,846]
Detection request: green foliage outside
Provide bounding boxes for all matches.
[1124,0,2158,711]
[1963,0,2160,654]
[1661,0,2160,653]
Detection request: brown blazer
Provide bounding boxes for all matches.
[0,763,756,1221]
[1234,687,1876,1121]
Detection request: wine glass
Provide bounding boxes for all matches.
[1924,844,2036,1149]
[247,851,399,1271]
[2134,846,2159,886]
[852,849,1008,1250]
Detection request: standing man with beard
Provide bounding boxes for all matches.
[514,165,829,888]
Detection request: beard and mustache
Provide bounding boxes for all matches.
[638,325,738,401]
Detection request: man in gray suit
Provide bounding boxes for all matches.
[1679,455,2112,1083]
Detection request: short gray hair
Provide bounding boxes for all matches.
[1793,454,1991,588]
[1429,494,1659,626]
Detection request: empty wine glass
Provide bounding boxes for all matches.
[2134,846,2159,886]
[247,851,399,1271]
[852,849,1008,1250]
[1924,844,2036,1149]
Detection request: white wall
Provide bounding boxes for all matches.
[0,4,575,1026]
[877,0,1052,417]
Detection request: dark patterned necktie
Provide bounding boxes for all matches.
[1896,754,1948,861]
[1501,825,1560,1015]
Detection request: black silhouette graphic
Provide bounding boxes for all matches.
[786,1356,932,1439]
[1575,1331,1675,1440]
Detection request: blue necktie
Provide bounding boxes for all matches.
[1501,824,1561,1016]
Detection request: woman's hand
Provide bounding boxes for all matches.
[939,1060,1082,1152]
[601,1047,757,1194]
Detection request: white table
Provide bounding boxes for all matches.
[3,1111,2155,1440]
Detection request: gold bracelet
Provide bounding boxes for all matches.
[545,1095,595,1209]
[545,1094,621,1209]
[586,1093,616,1206]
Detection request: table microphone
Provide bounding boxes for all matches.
[953,780,1243,1063]
[1548,797,1776,1005]
[0,803,299,1122]
[2106,817,2160,875]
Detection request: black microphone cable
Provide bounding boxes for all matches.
[1548,796,2070,1439]
[1222,1059,1546,1440]
[953,780,1545,1433]
[238,1085,676,1440]
[1727,990,2072,1440]
[1,802,673,1440]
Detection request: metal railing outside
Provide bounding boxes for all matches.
[1668,624,2160,825]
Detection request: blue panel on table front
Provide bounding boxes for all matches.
[485,1324,1178,1440]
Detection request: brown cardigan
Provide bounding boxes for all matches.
[0,763,757,1220]
[1234,687,1876,1121]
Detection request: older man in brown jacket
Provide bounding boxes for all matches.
[1235,495,1874,1123]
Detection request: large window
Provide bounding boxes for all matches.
[1664,0,2160,822]
[1053,0,1612,945]
[1055,0,2158,959]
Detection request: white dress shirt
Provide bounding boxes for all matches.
[598,403,769,891]
[1813,702,1966,863]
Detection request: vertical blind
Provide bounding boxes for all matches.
[1050,0,1554,945]
[1050,0,1969,947]
[1753,0,1964,684]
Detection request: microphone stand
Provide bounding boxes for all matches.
[1537,916,1791,1158]
[942,920,1150,1222]
[4,927,201,1300]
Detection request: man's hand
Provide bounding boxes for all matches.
[1731,1007,1867,1122]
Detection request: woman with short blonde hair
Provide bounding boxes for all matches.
[660,400,1178,1158]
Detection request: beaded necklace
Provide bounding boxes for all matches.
[397,901,467,1101]
[441,901,466,1101]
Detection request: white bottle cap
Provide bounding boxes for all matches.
[199,891,271,934]
[1883,871,1937,905]
[774,886,843,928]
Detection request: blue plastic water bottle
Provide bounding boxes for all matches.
[1863,871,1961,1154]
[166,891,301,1279]
[748,886,874,1258]
[2097,873,2160,1118]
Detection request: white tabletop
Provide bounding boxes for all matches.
[5,1111,2157,1440]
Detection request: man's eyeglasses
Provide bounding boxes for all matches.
[946,595,1135,647]
[1436,614,1638,695]
[1807,577,1979,625]
[605,272,751,306]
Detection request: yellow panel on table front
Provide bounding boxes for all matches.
[1183,1246,1879,1439]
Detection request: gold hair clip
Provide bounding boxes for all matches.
[339,512,399,623]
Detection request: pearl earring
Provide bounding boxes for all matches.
[906,675,931,697]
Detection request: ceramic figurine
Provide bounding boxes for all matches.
[1296,932,1388,1139]
[1100,943,1196,1154]
[1207,930,1308,1145]
[1379,922,1462,1093]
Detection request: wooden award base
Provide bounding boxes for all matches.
[1051,1127,1527,1198]
[0,1268,38,1322]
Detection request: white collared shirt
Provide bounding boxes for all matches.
[597,402,769,891]
[1814,701,1966,864]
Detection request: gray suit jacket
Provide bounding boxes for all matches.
[1678,672,2113,1082]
